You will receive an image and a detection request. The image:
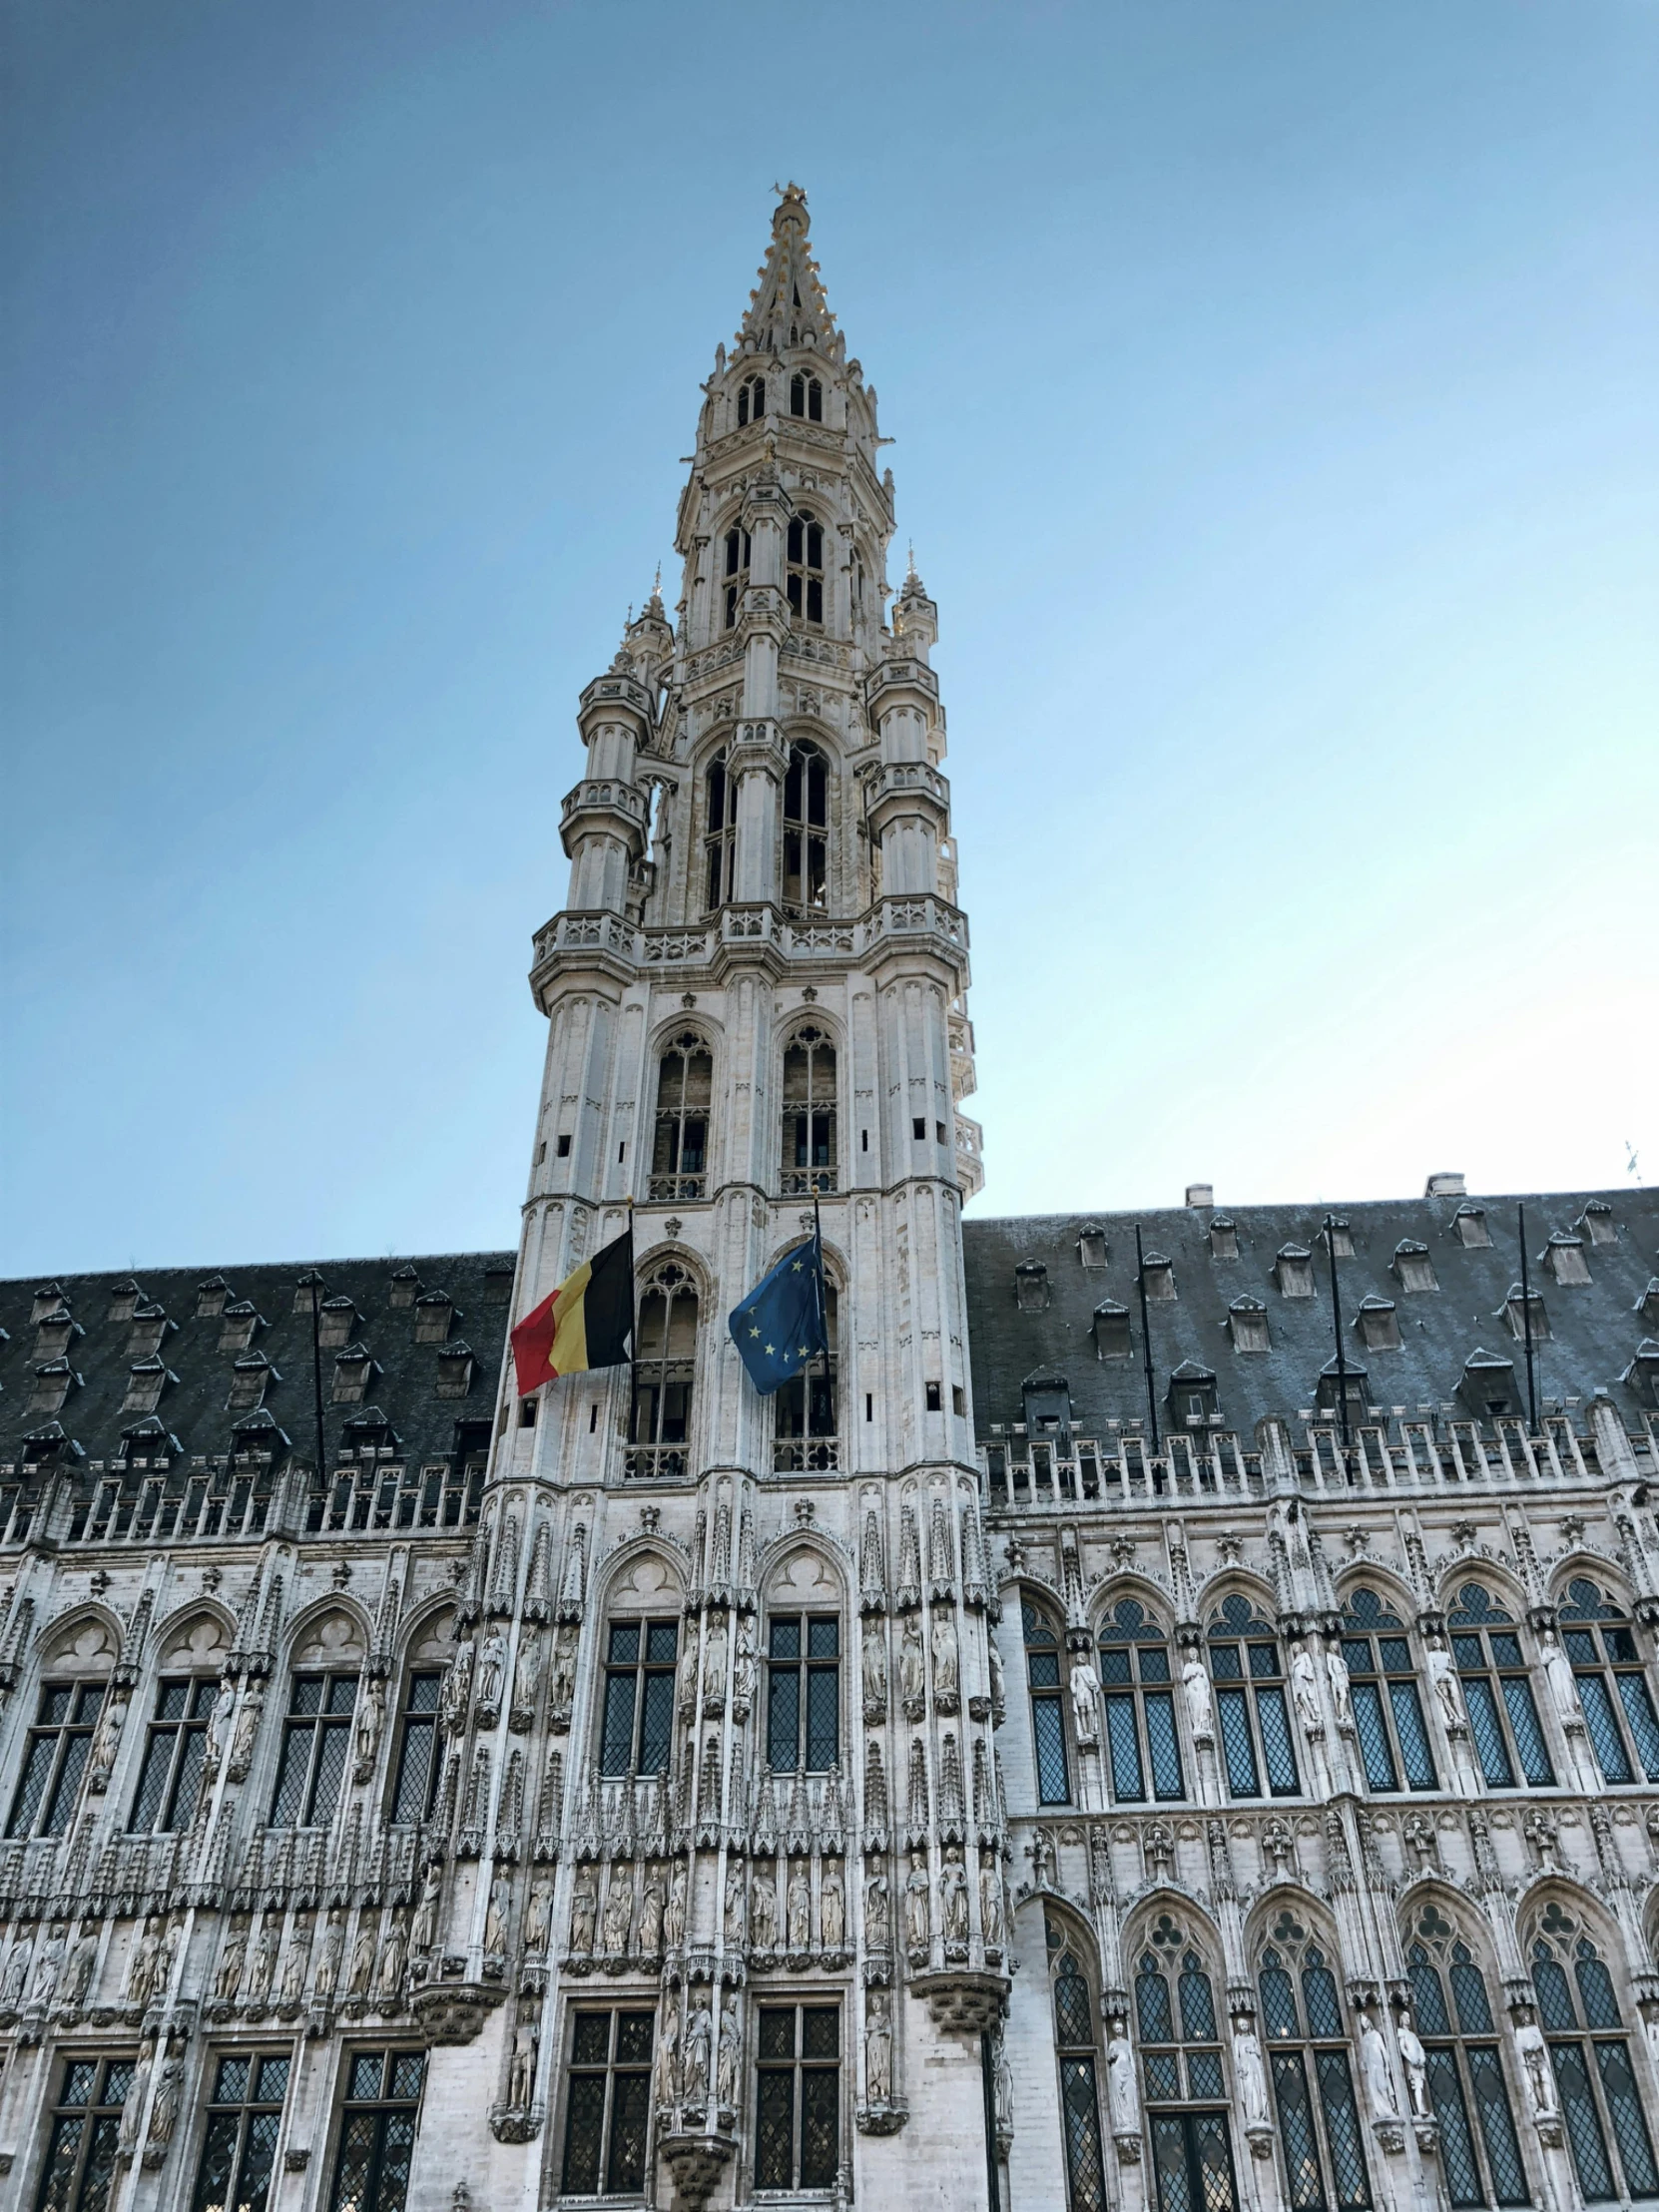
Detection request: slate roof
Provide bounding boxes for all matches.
[962,1187,1659,1442]
[0,1252,516,1469]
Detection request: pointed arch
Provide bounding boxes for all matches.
[1248,1893,1374,2212]
[1441,1579,1555,1791]
[761,1538,845,1776]
[1551,1574,1659,1785]
[1124,1899,1240,2212]
[647,1024,718,1204]
[1397,1887,1530,2211]
[1092,1585,1185,1807]
[152,1598,238,1670]
[1205,1587,1299,1801]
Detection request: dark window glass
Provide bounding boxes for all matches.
[271,1671,356,1827]
[324,2050,423,2212]
[1259,1936,1370,2212]
[130,1677,217,1833]
[1209,1598,1298,1799]
[390,1670,441,1825]
[766,1613,838,1771]
[560,2009,653,2196]
[1409,1926,1530,2208]
[1340,1591,1439,1794]
[1026,1604,1071,1806]
[599,1618,677,1777]
[34,2055,133,2212]
[1447,1585,1553,1788]
[1558,1581,1659,1785]
[628,1266,698,1470]
[8,1680,104,1840]
[1099,1600,1184,1805]
[756,2004,839,2190]
[190,2052,289,2212]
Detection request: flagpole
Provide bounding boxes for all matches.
[309,1268,327,1498]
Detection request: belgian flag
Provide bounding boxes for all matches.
[510,1225,634,1396]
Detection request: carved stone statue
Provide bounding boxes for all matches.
[1290,1642,1323,1735]
[1358,2010,1398,2118]
[900,1616,925,1706]
[1106,2022,1139,2137]
[511,1630,542,1721]
[1514,2017,1555,2116]
[1069,1657,1101,1746]
[601,1867,633,1954]
[821,1859,845,1950]
[30,1926,65,2003]
[862,1619,887,1709]
[478,1630,507,1714]
[1539,1627,1579,1722]
[865,1989,893,2104]
[442,1638,475,1732]
[940,1849,970,1944]
[62,1926,99,2008]
[486,1870,513,1956]
[412,1863,444,1954]
[787,1860,812,1951]
[734,1615,758,1707]
[865,1867,890,1952]
[524,1877,553,1957]
[147,2055,183,2155]
[703,1611,729,1700]
[664,1860,688,1949]
[157,1918,181,1993]
[206,1679,238,1772]
[125,1919,163,2009]
[1325,1639,1353,1726]
[677,1618,700,1713]
[979,1854,1004,1946]
[987,1634,1006,1719]
[639,1868,665,1956]
[230,1683,262,1776]
[656,1996,681,2108]
[717,1992,741,2109]
[120,2044,153,2156]
[215,1923,248,2002]
[354,1675,385,1777]
[312,1913,344,2000]
[278,1919,310,2005]
[724,1862,746,1945]
[930,1608,960,1702]
[1182,1653,1215,1743]
[508,2018,537,2109]
[683,1995,713,2108]
[751,1865,778,1951]
[569,1867,598,1954]
[1232,2019,1270,2127]
[1425,1638,1462,1730]
[246,1919,278,2004]
[347,1918,377,1998]
[1396,2008,1431,2120]
[905,1851,931,1951]
[1,1934,33,2008]
[550,1624,578,1716]
[377,1915,407,2005]
[88,1684,130,1792]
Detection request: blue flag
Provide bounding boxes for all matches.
[729,1228,829,1395]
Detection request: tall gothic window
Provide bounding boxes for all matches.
[786,511,825,624]
[1257,1909,1371,2212]
[736,374,765,426]
[270,1670,356,1827]
[1404,1903,1528,2209]
[775,1278,837,1471]
[1528,1903,1659,2204]
[782,741,829,910]
[705,750,738,907]
[1136,1915,1239,2212]
[780,1024,836,1195]
[1024,1601,1071,1807]
[389,1670,442,1825]
[766,1613,839,1772]
[7,1678,105,1839]
[757,2003,840,2190]
[1557,1578,1659,1785]
[1446,1584,1554,1789]
[1340,1588,1437,1793]
[129,1676,216,1834]
[627,1264,698,1479]
[790,371,824,420]
[1049,1916,1109,2212]
[650,1031,714,1202]
[1208,1595,1300,1800]
[1097,1598,1184,1804]
[561,2010,654,2197]
[192,2052,290,2212]
[722,526,752,630]
[599,1618,678,1777]
[35,2055,135,2212]
[324,2050,424,2212]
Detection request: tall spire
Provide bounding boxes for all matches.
[738,183,839,355]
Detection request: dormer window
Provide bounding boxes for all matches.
[736,374,765,425]
[482,1263,514,1306]
[318,1296,358,1350]
[1227,1296,1270,1354]
[1273,1245,1315,1298]
[1078,1226,1107,1270]
[219,1301,263,1355]
[388,1264,422,1310]
[1501,1286,1549,1343]
[1539,1232,1591,1286]
[106,1281,143,1325]
[414,1292,455,1345]
[1639,1281,1659,1331]
[435,1342,476,1400]
[195,1276,231,1320]
[1458,1348,1517,1419]
[789,371,824,421]
[1577,1200,1616,1248]
[330,1345,378,1404]
[34,1307,82,1361]
[126,1303,172,1359]
[293,1269,324,1316]
[704,748,738,909]
[1140,1252,1176,1300]
[1623,1342,1659,1408]
[228,1354,275,1412]
[1015,1261,1050,1314]
[1022,1373,1072,1450]
[29,1361,77,1416]
[786,511,825,624]
[1315,1357,1369,1421]
[1391,1241,1438,1294]
[121,1359,172,1416]
[783,741,828,909]
[1208,1216,1239,1261]
[30,1283,67,1325]
[723,527,752,628]
[341,1407,398,1455]
[1321,1219,1354,1258]
[1169,1360,1218,1424]
[1093,1300,1131,1360]
[1354,1295,1401,1353]
[1451,1203,1491,1249]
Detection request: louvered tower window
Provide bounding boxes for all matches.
[786,511,825,624]
[1446,1584,1553,1788]
[722,526,752,629]
[1097,1598,1184,1803]
[650,1030,714,1202]
[1340,1588,1437,1792]
[627,1262,698,1478]
[790,371,824,419]
[736,374,765,425]
[780,1024,836,1196]
[782,740,829,909]
[1208,1595,1300,1799]
[704,749,738,907]
[1404,1903,1528,2208]
[1257,1910,1372,2212]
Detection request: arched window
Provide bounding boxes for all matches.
[737,374,765,426]
[1024,1601,1070,1806]
[723,526,752,630]
[775,1277,838,1471]
[599,1616,678,1776]
[704,749,738,910]
[389,1667,443,1825]
[271,1669,356,1827]
[7,1676,106,1839]
[766,1608,839,1772]
[1135,1916,1239,2212]
[780,1024,836,1196]
[1048,1915,1108,2212]
[1527,1902,1659,2203]
[627,1263,698,1479]
[129,1677,216,1834]
[782,742,829,911]
[1097,1598,1183,1804]
[1256,1908,1371,2212]
[1446,1584,1553,1789]
[789,371,824,422]
[1404,1903,1527,2208]
[650,1031,713,1202]
[1340,1588,1436,1792]
[1208,1595,1300,1799]
[786,511,825,624]
[1557,1579,1659,1784]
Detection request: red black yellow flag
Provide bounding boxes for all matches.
[510,1226,634,1396]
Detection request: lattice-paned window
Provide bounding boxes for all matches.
[783,739,829,907]
[389,1670,442,1824]
[1257,1908,1372,2212]
[785,512,825,626]
[324,2049,424,2212]
[629,1265,698,1474]
[789,371,824,421]
[560,2009,653,2197]
[1340,1589,1437,1792]
[1137,1917,1240,2212]
[1208,1595,1300,1799]
[1025,1602,1071,1807]
[736,374,766,427]
[1404,1904,1528,2208]
[7,1678,104,1839]
[722,528,752,629]
[781,1024,836,1196]
[599,1618,678,1777]
[1528,1903,1659,2204]
[35,2054,135,2212]
[1098,1598,1184,1804]
[704,748,739,904]
[1049,1916,1108,2212]
[129,1677,216,1834]
[774,1279,838,1472]
[756,2002,840,2191]
[1446,1584,1554,1789]
[767,1613,839,1773]
[650,1031,714,1201]
[191,2051,290,2212]
[1557,1579,1659,1785]
[270,1671,357,1827]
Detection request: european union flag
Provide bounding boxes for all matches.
[729,1227,829,1395]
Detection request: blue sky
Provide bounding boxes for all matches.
[4,0,1655,1275]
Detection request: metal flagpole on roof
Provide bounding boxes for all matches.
[1135,1225,1160,1454]
[1518,1201,1539,1436]
[309,1269,327,1494]
[1325,1214,1351,1448]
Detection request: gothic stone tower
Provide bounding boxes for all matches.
[498,186,1002,2208]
